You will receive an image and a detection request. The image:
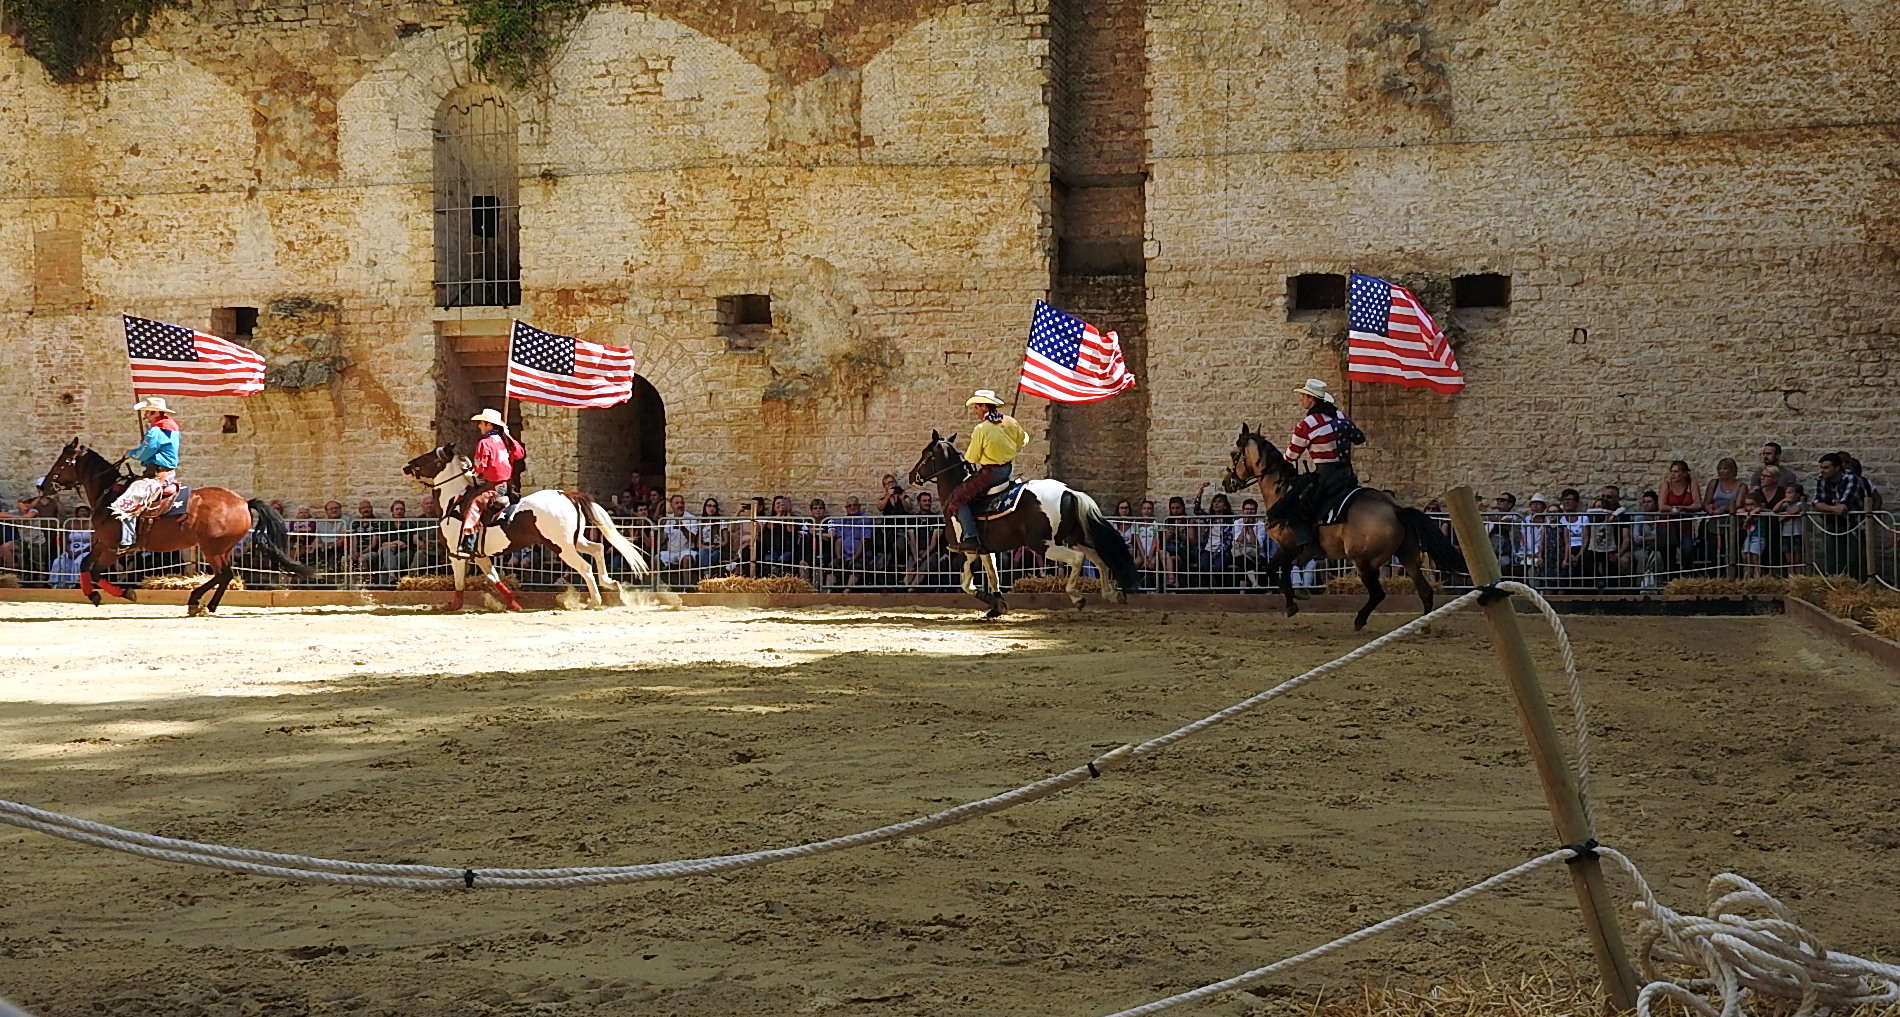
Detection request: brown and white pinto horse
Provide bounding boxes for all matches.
[1222,424,1466,629]
[40,439,313,615]
[402,445,649,611]
[907,431,1140,617]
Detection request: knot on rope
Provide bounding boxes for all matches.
[1474,581,1513,606]
[1088,744,1136,779]
[1561,838,1599,864]
[463,869,477,889]
[1629,870,1900,1017]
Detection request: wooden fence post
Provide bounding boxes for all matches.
[1444,485,1640,1013]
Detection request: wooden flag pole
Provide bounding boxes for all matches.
[1443,486,1641,1014]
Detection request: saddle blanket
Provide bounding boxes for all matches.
[976,479,1031,520]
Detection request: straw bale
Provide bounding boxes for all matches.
[141,572,246,590]
[1007,575,1103,593]
[695,575,816,594]
[396,573,519,592]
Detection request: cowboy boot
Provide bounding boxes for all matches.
[947,505,986,553]
[452,521,481,559]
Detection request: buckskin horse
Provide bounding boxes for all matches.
[1222,424,1466,629]
[908,431,1141,618]
[402,445,650,611]
[40,439,313,615]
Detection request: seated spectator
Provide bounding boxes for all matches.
[49,509,93,589]
[1628,491,1664,591]
[875,474,908,516]
[309,500,350,578]
[358,499,415,586]
[1230,498,1271,590]
[656,494,700,584]
[1553,489,1588,584]
[621,471,656,513]
[729,498,763,577]
[805,498,838,588]
[1158,496,1190,590]
[906,492,950,590]
[694,497,728,575]
[268,499,288,516]
[1583,493,1629,588]
[1190,484,1233,587]
[757,495,800,575]
[827,498,879,589]
[287,506,319,562]
[350,500,384,585]
[1485,493,1522,572]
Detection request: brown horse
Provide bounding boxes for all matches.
[1222,424,1465,629]
[41,439,313,615]
[907,431,1140,617]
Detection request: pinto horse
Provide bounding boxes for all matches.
[40,439,313,615]
[907,431,1140,617]
[402,446,650,611]
[1222,424,1466,629]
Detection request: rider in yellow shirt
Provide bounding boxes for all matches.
[947,389,1028,552]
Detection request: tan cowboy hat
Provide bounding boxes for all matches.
[470,408,507,428]
[1293,379,1332,402]
[965,389,1005,407]
[133,396,170,414]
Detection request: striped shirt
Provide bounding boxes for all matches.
[1284,412,1342,464]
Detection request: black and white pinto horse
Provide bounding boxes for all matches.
[908,431,1141,617]
[402,446,649,611]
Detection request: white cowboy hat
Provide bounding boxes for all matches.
[133,396,170,413]
[1293,379,1332,402]
[470,408,507,428]
[965,389,1005,407]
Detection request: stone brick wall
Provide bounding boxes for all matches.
[1142,0,1900,506]
[4,0,1894,519]
[0,1,1057,514]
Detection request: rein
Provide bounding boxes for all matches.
[915,443,972,486]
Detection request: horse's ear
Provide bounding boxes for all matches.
[931,429,941,442]
[948,433,958,445]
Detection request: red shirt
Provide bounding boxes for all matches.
[1285,412,1342,464]
[473,431,523,483]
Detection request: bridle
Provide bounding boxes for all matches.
[41,444,128,495]
[410,453,474,491]
[911,440,971,486]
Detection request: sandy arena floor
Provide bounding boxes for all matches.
[1,600,1897,1017]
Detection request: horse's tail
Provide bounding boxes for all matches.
[1398,505,1467,583]
[247,498,317,581]
[1067,489,1142,593]
[579,495,650,577]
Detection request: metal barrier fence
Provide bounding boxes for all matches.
[0,510,1894,595]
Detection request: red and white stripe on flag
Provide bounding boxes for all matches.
[1019,301,1139,404]
[123,314,266,398]
[507,320,638,409]
[1345,274,1464,394]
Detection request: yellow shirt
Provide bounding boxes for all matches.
[965,415,1028,466]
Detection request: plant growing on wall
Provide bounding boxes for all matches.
[2,0,178,83]
[462,0,592,88]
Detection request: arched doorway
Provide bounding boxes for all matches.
[578,378,665,502]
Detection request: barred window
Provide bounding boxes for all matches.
[434,88,520,308]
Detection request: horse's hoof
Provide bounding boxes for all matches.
[187,605,205,618]
[86,592,101,607]
[1284,604,1299,618]
[1071,597,1087,610]
[121,589,137,603]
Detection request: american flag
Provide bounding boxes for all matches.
[507,320,637,408]
[1019,301,1138,403]
[1346,273,1463,394]
[123,314,266,397]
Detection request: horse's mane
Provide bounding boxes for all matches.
[1240,431,1297,480]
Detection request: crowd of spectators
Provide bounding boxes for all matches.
[0,447,1889,593]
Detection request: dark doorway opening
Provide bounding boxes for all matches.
[578,377,666,505]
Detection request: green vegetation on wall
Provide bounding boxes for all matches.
[463,0,592,88]
[3,0,178,83]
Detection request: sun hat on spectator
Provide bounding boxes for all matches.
[1528,492,1549,506]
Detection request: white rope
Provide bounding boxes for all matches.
[0,590,1484,889]
[1100,845,1900,1017]
[1496,581,1597,830]
[1099,849,1578,1017]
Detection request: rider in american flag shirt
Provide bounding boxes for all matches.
[1269,378,1360,558]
